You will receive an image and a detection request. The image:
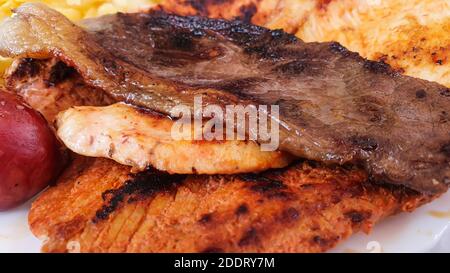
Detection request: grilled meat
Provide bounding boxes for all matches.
[1,4,449,193]
[158,0,450,88]
[56,103,292,174]
[6,58,114,123]
[29,156,433,253]
[7,57,290,175]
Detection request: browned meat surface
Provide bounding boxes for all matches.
[56,103,292,174]
[1,4,449,194]
[6,58,114,123]
[8,58,292,175]
[29,156,434,253]
[158,0,450,88]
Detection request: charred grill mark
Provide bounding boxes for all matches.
[47,61,76,87]
[312,236,326,247]
[344,210,372,224]
[241,173,294,200]
[415,89,427,99]
[238,227,259,247]
[329,42,349,55]
[170,31,194,51]
[12,58,41,79]
[152,33,223,64]
[243,44,281,60]
[94,169,186,222]
[328,42,358,59]
[198,213,213,224]
[270,29,297,42]
[235,203,249,216]
[147,10,299,62]
[363,60,397,76]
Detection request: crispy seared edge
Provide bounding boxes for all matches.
[29,157,435,253]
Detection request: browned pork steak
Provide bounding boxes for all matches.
[1,3,449,193]
[29,156,433,253]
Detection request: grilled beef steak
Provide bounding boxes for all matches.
[1,3,449,193]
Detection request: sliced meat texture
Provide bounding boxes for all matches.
[56,103,292,174]
[29,156,433,253]
[1,3,449,193]
[5,58,114,123]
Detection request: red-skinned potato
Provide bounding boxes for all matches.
[0,90,63,211]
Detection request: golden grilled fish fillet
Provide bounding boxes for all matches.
[56,103,292,174]
[158,0,450,87]
[29,156,434,253]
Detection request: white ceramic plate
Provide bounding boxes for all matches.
[0,192,449,253]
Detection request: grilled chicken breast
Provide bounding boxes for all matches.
[29,156,433,253]
[1,4,449,193]
[56,103,292,174]
[159,0,450,88]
